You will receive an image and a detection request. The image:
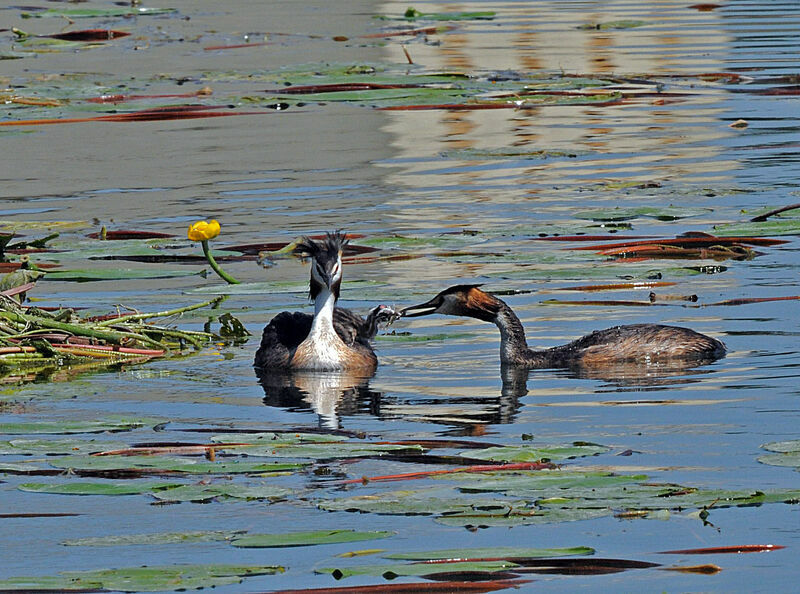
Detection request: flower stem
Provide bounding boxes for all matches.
[201,240,240,284]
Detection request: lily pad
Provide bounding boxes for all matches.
[0,417,161,435]
[316,560,518,579]
[43,268,201,282]
[22,7,177,19]
[0,564,283,592]
[63,531,243,547]
[757,440,800,468]
[0,438,128,455]
[574,206,713,222]
[385,545,595,560]
[19,481,182,496]
[714,218,800,237]
[231,529,393,548]
[149,483,294,503]
[464,443,610,462]
[46,454,306,474]
[223,442,424,459]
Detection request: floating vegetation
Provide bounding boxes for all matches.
[0,564,283,592]
[758,440,800,469]
[0,294,232,381]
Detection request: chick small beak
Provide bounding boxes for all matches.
[400,300,439,318]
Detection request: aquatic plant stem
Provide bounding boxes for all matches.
[201,240,240,284]
[0,310,167,351]
[95,295,227,327]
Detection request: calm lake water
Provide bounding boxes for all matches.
[2,0,799,591]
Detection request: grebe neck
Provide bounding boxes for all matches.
[309,287,338,340]
[492,299,550,366]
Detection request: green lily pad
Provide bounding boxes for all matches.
[385,545,594,560]
[574,206,713,222]
[149,483,294,503]
[0,438,128,455]
[224,442,424,459]
[375,331,478,343]
[316,560,518,579]
[210,432,347,445]
[0,564,283,592]
[714,218,800,237]
[377,9,496,21]
[758,453,800,468]
[577,20,649,30]
[46,454,306,474]
[0,417,161,435]
[434,506,611,527]
[231,529,393,548]
[318,487,527,516]
[464,443,610,462]
[761,440,800,453]
[19,481,182,496]
[44,268,201,282]
[63,531,244,547]
[446,471,649,494]
[22,7,177,18]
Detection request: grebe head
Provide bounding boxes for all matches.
[294,231,347,300]
[401,284,501,323]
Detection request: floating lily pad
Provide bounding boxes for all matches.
[577,20,649,30]
[149,483,294,503]
[384,545,595,560]
[231,529,393,548]
[318,487,527,516]
[761,440,800,453]
[464,443,610,462]
[714,219,800,237]
[0,417,161,435]
[22,7,177,19]
[210,432,347,445]
[222,442,424,459]
[44,268,201,282]
[19,481,182,496]
[316,560,518,579]
[0,564,283,592]
[377,9,496,21]
[574,206,713,222]
[758,440,800,468]
[63,531,243,547]
[0,438,128,455]
[46,454,306,474]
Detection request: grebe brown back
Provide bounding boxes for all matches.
[253,232,396,371]
[401,285,725,368]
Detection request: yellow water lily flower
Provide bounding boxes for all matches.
[187,219,220,242]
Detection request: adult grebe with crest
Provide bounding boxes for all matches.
[254,232,396,371]
[402,285,725,368]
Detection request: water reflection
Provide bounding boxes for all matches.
[257,356,719,429]
[256,368,380,430]
[524,357,724,389]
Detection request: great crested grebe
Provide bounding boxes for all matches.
[254,232,396,371]
[402,285,726,368]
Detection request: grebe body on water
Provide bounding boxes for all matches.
[402,285,726,368]
[254,232,395,371]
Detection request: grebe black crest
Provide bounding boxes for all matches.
[254,232,397,371]
[402,285,725,368]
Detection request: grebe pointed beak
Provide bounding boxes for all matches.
[400,299,440,317]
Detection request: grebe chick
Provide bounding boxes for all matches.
[254,232,397,371]
[401,285,725,368]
